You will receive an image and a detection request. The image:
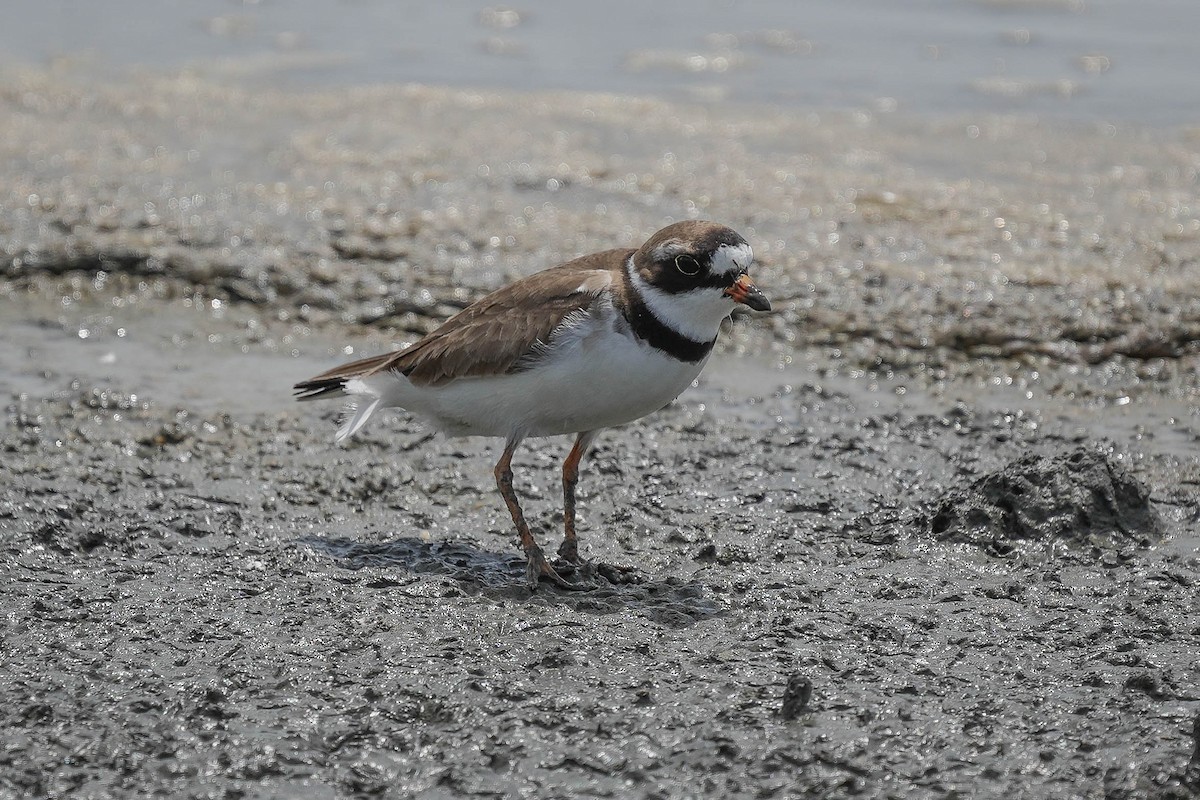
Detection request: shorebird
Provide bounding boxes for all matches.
[295,221,769,588]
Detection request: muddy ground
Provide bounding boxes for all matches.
[2,65,1199,798]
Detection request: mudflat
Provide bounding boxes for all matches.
[2,66,1198,798]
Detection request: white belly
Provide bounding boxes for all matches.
[378,313,709,439]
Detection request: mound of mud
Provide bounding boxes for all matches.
[929,447,1162,552]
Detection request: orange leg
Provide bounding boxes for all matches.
[494,437,574,590]
[558,430,597,564]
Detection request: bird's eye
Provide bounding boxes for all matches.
[674,255,701,276]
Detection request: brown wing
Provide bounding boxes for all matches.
[393,257,621,385]
[294,250,628,397]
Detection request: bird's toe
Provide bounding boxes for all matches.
[594,562,641,585]
[526,547,583,591]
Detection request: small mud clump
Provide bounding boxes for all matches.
[929,447,1162,552]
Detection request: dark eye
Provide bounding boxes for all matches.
[674,255,701,276]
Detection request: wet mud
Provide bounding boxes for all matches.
[930,447,1164,553]
[3,65,1200,798]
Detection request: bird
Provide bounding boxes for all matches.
[294,220,770,589]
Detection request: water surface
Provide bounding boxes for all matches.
[4,0,1197,126]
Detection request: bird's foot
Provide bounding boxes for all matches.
[556,537,582,565]
[593,562,641,585]
[554,558,641,586]
[525,546,582,591]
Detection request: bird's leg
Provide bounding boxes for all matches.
[558,430,597,564]
[494,437,576,590]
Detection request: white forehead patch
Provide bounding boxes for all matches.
[712,242,753,276]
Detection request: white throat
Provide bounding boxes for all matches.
[626,256,734,343]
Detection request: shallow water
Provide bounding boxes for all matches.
[4,0,1199,126]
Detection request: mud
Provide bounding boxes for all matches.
[930,447,1164,553]
[2,64,1200,798]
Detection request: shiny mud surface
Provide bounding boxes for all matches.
[2,65,1200,798]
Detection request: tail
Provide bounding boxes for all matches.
[333,390,382,443]
[294,352,399,442]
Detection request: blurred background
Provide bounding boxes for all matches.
[3,0,1197,126]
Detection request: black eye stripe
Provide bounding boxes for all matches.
[655,271,737,294]
[634,247,744,295]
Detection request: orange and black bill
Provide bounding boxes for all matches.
[725,273,771,311]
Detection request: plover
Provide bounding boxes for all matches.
[295,221,770,588]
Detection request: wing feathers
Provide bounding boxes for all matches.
[393,261,618,386]
[293,255,624,396]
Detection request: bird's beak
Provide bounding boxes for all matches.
[725,273,771,311]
